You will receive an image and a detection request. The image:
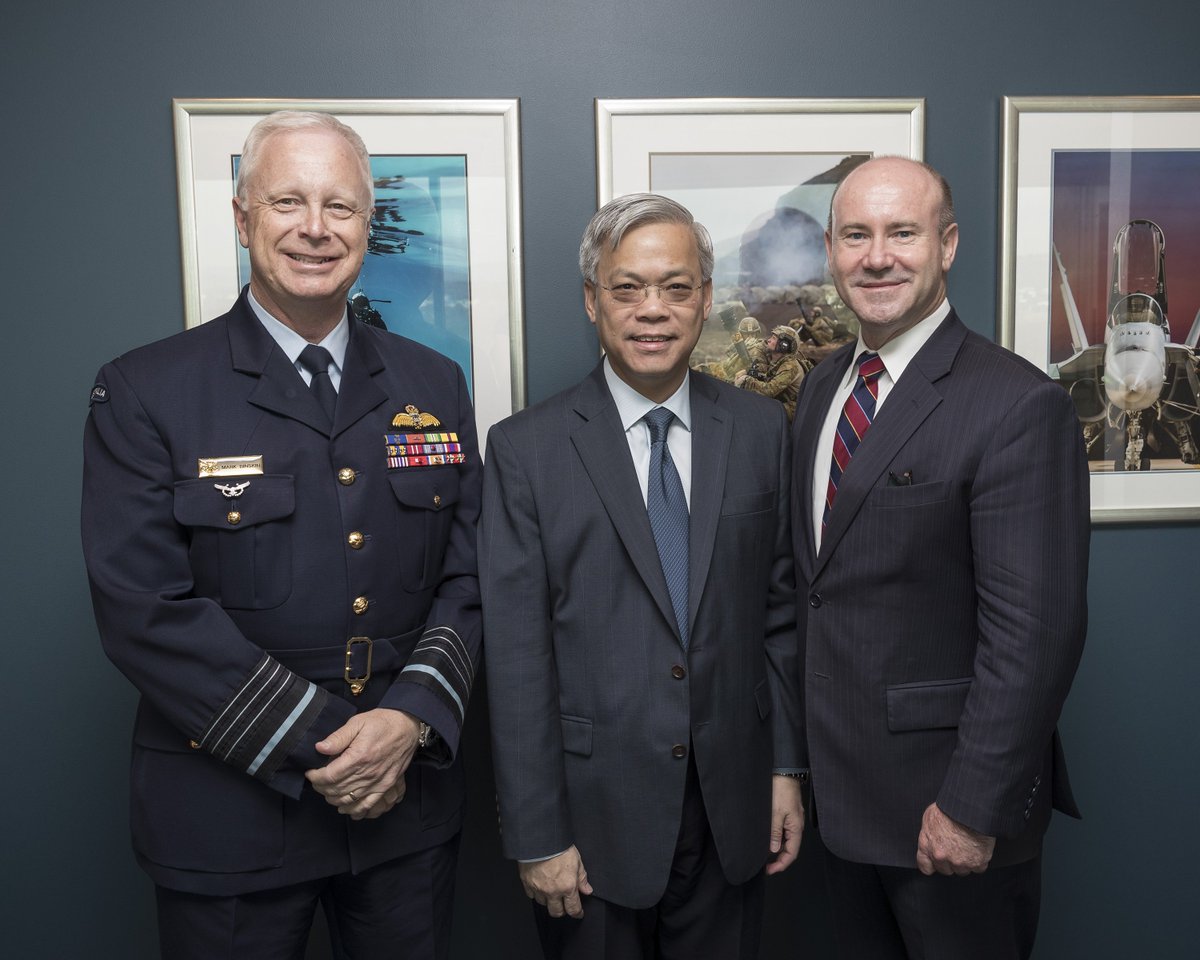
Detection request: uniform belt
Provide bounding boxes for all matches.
[267,624,423,693]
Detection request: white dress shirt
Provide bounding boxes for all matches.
[603,358,693,510]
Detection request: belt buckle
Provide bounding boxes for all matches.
[345,636,372,695]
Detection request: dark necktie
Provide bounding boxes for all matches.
[823,352,886,532]
[298,344,337,426]
[644,407,690,649]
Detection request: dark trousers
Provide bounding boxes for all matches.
[156,835,459,960]
[534,757,765,960]
[822,847,1041,960]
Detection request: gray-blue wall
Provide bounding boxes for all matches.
[5,1,1197,955]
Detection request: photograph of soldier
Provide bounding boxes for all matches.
[661,152,866,382]
[694,312,768,383]
[734,324,806,421]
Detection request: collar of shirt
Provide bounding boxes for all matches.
[602,357,693,509]
[841,298,952,408]
[247,288,351,392]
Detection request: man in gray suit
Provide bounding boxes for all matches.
[792,156,1089,958]
[480,194,804,959]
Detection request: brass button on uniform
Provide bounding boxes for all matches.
[671,664,686,679]
[347,531,365,549]
[338,467,357,485]
[671,744,687,759]
[433,494,442,507]
[226,511,241,525]
[352,596,369,615]
[188,740,201,750]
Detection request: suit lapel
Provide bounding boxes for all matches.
[814,313,966,577]
[686,376,731,639]
[569,365,682,645]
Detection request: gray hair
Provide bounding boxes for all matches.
[235,111,373,204]
[579,193,714,283]
[827,156,956,235]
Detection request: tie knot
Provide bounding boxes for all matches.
[856,352,885,381]
[298,344,334,377]
[643,407,674,444]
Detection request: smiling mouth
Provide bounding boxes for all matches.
[288,254,335,265]
[631,334,674,342]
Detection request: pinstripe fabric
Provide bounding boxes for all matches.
[791,313,1089,871]
[644,407,690,649]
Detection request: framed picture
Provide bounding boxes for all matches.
[596,98,924,380]
[999,96,1200,523]
[173,97,525,440]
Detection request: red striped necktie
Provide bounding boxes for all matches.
[822,352,886,533]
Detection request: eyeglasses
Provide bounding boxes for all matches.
[599,281,704,305]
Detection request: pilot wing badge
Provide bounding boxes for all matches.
[392,404,442,429]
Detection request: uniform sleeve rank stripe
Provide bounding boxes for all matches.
[399,627,473,723]
[199,653,328,782]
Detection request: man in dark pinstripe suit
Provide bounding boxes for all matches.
[791,156,1089,959]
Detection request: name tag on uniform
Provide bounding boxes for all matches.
[198,455,265,478]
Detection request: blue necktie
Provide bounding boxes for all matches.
[644,408,690,648]
[298,344,337,426]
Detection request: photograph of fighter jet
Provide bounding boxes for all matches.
[1049,150,1200,472]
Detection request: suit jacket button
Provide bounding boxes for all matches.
[809,593,822,608]
[347,531,365,549]
[671,744,687,759]
[226,511,241,525]
[352,596,369,615]
[338,467,357,485]
[671,664,686,679]
[188,740,201,750]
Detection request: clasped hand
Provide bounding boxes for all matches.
[305,708,421,820]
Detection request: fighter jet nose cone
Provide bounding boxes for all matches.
[1104,352,1164,411]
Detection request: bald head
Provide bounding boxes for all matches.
[828,157,955,236]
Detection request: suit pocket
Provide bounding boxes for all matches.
[560,715,593,756]
[720,489,775,517]
[871,480,950,509]
[754,679,772,721]
[173,475,295,609]
[886,677,972,732]
[387,466,461,591]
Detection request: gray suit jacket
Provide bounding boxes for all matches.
[481,363,802,909]
[791,310,1089,869]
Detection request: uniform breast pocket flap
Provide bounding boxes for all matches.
[387,466,462,591]
[173,475,296,610]
[173,475,296,527]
